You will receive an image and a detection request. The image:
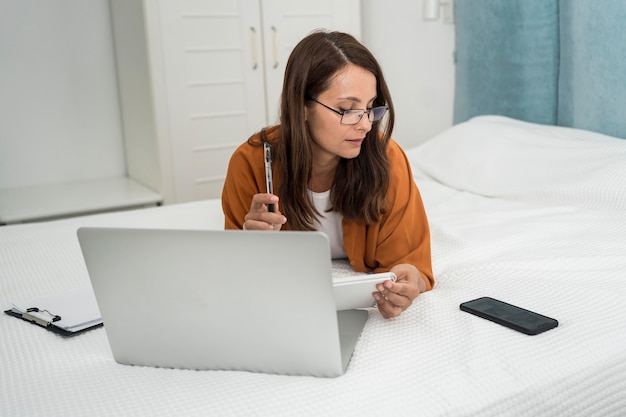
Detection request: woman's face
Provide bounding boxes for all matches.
[306,64,377,165]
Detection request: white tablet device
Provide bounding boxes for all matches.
[333,271,397,311]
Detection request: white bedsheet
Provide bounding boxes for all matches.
[2,117,626,416]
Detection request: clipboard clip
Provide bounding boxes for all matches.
[22,307,62,328]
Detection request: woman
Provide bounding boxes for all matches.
[222,30,433,318]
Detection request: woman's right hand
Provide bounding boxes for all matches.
[242,194,287,230]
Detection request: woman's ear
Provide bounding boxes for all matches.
[304,105,309,121]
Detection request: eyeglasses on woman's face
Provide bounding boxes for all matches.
[310,98,388,125]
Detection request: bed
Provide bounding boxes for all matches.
[3,115,626,416]
[3,1,626,416]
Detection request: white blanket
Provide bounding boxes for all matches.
[2,116,626,416]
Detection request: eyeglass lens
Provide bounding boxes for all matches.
[342,106,388,125]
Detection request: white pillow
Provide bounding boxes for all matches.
[407,115,626,210]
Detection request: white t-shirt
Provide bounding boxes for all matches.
[308,189,347,259]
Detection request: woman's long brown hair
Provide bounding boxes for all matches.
[275,30,395,231]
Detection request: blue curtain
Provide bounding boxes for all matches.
[557,1,626,139]
[453,0,626,139]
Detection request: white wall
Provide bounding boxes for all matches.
[361,1,456,149]
[0,0,455,191]
[0,1,125,189]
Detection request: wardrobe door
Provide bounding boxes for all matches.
[153,0,267,201]
[260,0,362,125]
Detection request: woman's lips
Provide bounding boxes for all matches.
[346,138,364,146]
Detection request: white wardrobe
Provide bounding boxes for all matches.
[111,0,361,203]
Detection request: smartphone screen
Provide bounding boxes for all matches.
[460,297,558,335]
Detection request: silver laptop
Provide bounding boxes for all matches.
[77,228,368,378]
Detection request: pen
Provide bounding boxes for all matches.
[263,142,275,212]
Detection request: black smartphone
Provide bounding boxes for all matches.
[460,297,558,335]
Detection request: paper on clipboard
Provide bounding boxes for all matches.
[9,285,102,333]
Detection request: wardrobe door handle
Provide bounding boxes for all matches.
[271,26,279,68]
[250,27,258,70]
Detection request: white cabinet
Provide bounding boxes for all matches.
[111,0,361,203]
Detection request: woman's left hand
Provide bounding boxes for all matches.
[373,263,426,319]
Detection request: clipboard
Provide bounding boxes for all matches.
[4,285,103,336]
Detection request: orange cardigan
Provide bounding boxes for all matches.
[221,126,434,290]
